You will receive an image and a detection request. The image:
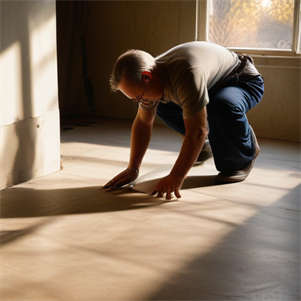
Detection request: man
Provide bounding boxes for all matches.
[104,41,264,199]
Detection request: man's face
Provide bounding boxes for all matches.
[118,75,163,103]
[118,77,145,101]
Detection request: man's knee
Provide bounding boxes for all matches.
[209,85,250,120]
[208,96,244,120]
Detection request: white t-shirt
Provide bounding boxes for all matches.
[155,41,240,118]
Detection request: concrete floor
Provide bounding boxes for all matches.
[1,117,300,301]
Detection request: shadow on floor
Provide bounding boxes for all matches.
[0,186,167,219]
[182,175,220,189]
[145,185,300,301]
[1,173,221,220]
[0,175,220,249]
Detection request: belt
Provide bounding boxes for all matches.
[209,53,255,93]
[231,53,254,77]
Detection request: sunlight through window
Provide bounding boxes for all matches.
[208,0,295,50]
[0,41,23,125]
[29,13,58,116]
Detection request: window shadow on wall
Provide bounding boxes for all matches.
[1,1,57,188]
[56,0,95,117]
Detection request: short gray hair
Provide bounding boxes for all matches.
[109,49,156,92]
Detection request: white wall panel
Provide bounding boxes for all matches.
[0,0,60,189]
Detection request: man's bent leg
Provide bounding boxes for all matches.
[156,102,186,136]
[216,125,260,183]
[207,76,264,181]
[156,102,212,164]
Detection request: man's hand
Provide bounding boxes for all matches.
[104,168,139,190]
[151,171,185,200]
[150,108,208,200]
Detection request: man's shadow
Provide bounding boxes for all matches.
[0,185,167,246]
[182,174,219,189]
[0,173,219,246]
[1,173,218,219]
[133,164,219,193]
[0,186,165,219]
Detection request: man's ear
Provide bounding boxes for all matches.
[141,71,153,83]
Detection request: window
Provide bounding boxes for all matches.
[298,2,301,53]
[196,0,301,55]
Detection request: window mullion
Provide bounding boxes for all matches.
[292,0,300,52]
[195,0,208,41]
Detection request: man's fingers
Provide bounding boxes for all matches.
[151,189,180,200]
[157,191,164,198]
[150,190,163,197]
[166,191,172,200]
[175,190,181,198]
[115,179,127,188]
[104,168,139,190]
[103,181,112,188]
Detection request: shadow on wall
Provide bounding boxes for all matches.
[0,0,55,186]
[56,0,94,117]
[0,1,57,189]
[1,0,55,117]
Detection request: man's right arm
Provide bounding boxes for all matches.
[103,106,156,189]
[128,106,157,171]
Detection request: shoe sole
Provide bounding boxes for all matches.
[216,126,260,183]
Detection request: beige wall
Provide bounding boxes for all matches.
[88,0,197,120]
[249,56,300,142]
[57,0,300,142]
[0,0,61,189]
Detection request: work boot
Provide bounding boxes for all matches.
[216,126,260,183]
[193,139,213,166]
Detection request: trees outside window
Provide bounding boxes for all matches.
[208,0,295,50]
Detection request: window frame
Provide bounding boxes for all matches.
[195,0,301,57]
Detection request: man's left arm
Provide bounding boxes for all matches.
[151,106,208,199]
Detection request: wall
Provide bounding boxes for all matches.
[0,0,61,189]
[249,56,300,142]
[56,0,196,119]
[87,0,197,120]
[56,0,300,142]
[56,1,90,117]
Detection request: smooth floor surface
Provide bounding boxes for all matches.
[1,117,300,301]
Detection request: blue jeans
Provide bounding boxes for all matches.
[156,76,264,172]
